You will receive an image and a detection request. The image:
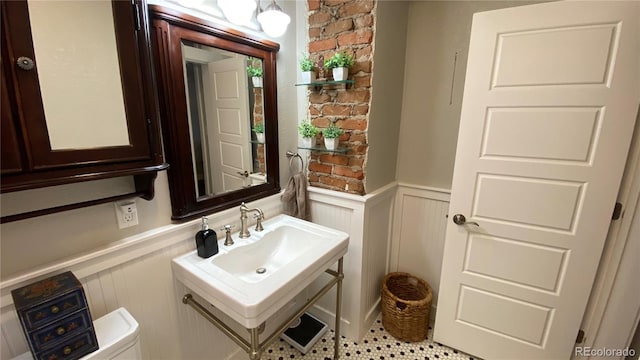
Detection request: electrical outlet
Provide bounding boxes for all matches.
[115,200,138,229]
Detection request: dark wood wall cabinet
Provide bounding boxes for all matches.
[1,0,168,222]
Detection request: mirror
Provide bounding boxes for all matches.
[27,0,130,150]
[181,42,266,198]
[150,5,280,221]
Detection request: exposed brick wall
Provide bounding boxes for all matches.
[306,0,375,195]
[253,88,266,173]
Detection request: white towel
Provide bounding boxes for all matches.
[281,172,309,220]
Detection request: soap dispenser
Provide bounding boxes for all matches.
[196,217,218,258]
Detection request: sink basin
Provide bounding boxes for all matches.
[172,214,349,328]
[210,225,319,283]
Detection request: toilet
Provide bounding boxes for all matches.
[12,307,142,360]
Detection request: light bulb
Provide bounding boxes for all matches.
[218,0,257,25]
[257,2,290,38]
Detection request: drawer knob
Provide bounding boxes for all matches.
[50,306,60,314]
[56,327,65,336]
[63,346,72,355]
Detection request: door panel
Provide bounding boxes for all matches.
[464,234,567,292]
[457,286,552,346]
[492,24,617,88]
[473,175,583,231]
[481,107,601,162]
[434,2,639,359]
[207,57,251,193]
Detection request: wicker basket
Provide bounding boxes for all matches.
[381,272,433,342]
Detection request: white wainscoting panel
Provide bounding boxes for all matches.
[362,187,397,327]
[306,184,396,341]
[390,184,451,319]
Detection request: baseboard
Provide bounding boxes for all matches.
[430,304,437,327]
[364,298,381,332]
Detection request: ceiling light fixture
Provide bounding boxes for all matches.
[218,0,257,26]
[257,0,290,38]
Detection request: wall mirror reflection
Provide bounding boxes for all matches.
[151,5,280,221]
[182,42,267,199]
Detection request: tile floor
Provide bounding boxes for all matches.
[262,315,477,360]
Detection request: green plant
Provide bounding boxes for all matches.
[247,65,263,77]
[324,51,354,70]
[298,120,319,138]
[252,123,264,133]
[322,123,344,139]
[299,54,315,72]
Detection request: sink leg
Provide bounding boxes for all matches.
[334,257,344,360]
[249,327,261,360]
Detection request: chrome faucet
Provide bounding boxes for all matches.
[239,202,264,238]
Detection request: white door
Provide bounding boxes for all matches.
[434,2,639,359]
[206,57,252,193]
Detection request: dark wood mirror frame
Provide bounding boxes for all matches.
[150,5,280,222]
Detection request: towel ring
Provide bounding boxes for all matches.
[286,151,304,173]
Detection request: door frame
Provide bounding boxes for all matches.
[182,44,217,196]
[577,107,640,357]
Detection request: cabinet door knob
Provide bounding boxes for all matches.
[16,56,35,71]
[56,327,65,336]
[63,346,72,355]
[50,305,60,314]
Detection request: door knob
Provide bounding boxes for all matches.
[237,170,249,178]
[452,214,479,226]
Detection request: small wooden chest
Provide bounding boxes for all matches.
[11,272,98,360]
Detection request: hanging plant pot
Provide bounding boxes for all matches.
[301,137,315,148]
[252,76,263,88]
[256,133,265,143]
[332,67,348,81]
[301,71,316,84]
[324,137,339,151]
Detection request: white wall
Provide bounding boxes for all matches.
[365,1,408,193]
[0,174,173,277]
[396,1,542,190]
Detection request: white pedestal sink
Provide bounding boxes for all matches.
[172,214,349,328]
